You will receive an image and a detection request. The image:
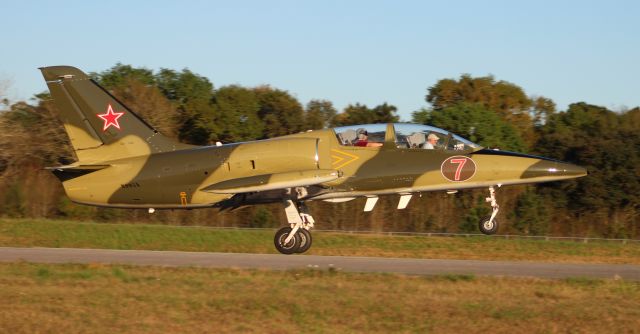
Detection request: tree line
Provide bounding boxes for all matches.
[0,64,638,238]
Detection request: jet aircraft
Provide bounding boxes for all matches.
[40,66,587,254]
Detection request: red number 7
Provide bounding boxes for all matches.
[450,158,467,181]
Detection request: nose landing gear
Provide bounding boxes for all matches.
[274,200,315,254]
[479,185,500,235]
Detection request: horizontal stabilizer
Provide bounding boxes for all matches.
[46,164,110,182]
[201,169,339,194]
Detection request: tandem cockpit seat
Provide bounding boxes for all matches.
[405,132,426,148]
[338,129,357,145]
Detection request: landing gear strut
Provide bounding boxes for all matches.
[479,186,500,235]
[274,200,315,254]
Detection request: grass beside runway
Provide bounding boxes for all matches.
[0,262,639,334]
[1,218,640,264]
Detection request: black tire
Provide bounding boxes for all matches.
[274,227,301,255]
[479,216,499,235]
[295,229,313,254]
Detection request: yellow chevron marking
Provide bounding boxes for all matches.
[331,149,359,169]
[331,155,344,166]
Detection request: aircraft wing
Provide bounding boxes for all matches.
[201,169,339,194]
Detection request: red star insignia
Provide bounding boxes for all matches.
[97,104,125,131]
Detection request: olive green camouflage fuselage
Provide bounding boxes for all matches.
[41,66,587,211]
[54,122,586,210]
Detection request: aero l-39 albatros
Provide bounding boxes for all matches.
[40,66,587,254]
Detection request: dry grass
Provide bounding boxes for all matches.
[0,262,638,334]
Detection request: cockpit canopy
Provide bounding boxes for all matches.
[333,123,480,151]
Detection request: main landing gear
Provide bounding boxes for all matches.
[479,185,500,235]
[274,200,315,255]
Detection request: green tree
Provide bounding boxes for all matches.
[412,103,527,152]
[0,98,74,219]
[332,103,369,126]
[2,182,26,218]
[331,103,399,126]
[513,187,549,235]
[0,100,73,171]
[426,74,538,146]
[531,96,556,127]
[92,63,156,88]
[372,103,400,123]
[459,196,490,233]
[304,99,337,130]
[536,103,640,229]
[155,68,218,144]
[427,74,530,116]
[213,85,263,142]
[411,108,430,125]
[620,107,640,131]
[254,86,304,138]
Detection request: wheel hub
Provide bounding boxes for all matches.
[483,220,494,230]
[279,234,295,249]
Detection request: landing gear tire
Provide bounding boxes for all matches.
[295,229,313,254]
[479,216,499,235]
[274,227,301,255]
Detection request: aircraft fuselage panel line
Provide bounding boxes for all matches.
[0,247,638,280]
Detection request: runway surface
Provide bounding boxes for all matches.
[1,247,639,280]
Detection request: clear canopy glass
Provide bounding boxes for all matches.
[393,123,480,151]
[332,123,480,151]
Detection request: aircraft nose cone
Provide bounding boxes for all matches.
[559,162,588,177]
[521,160,587,180]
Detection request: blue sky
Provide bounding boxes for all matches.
[1,0,638,120]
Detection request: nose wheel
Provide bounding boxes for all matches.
[479,186,500,235]
[479,216,499,234]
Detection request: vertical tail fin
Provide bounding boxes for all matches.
[40,66,192,163]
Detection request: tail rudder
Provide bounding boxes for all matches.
[40,66,191,163]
